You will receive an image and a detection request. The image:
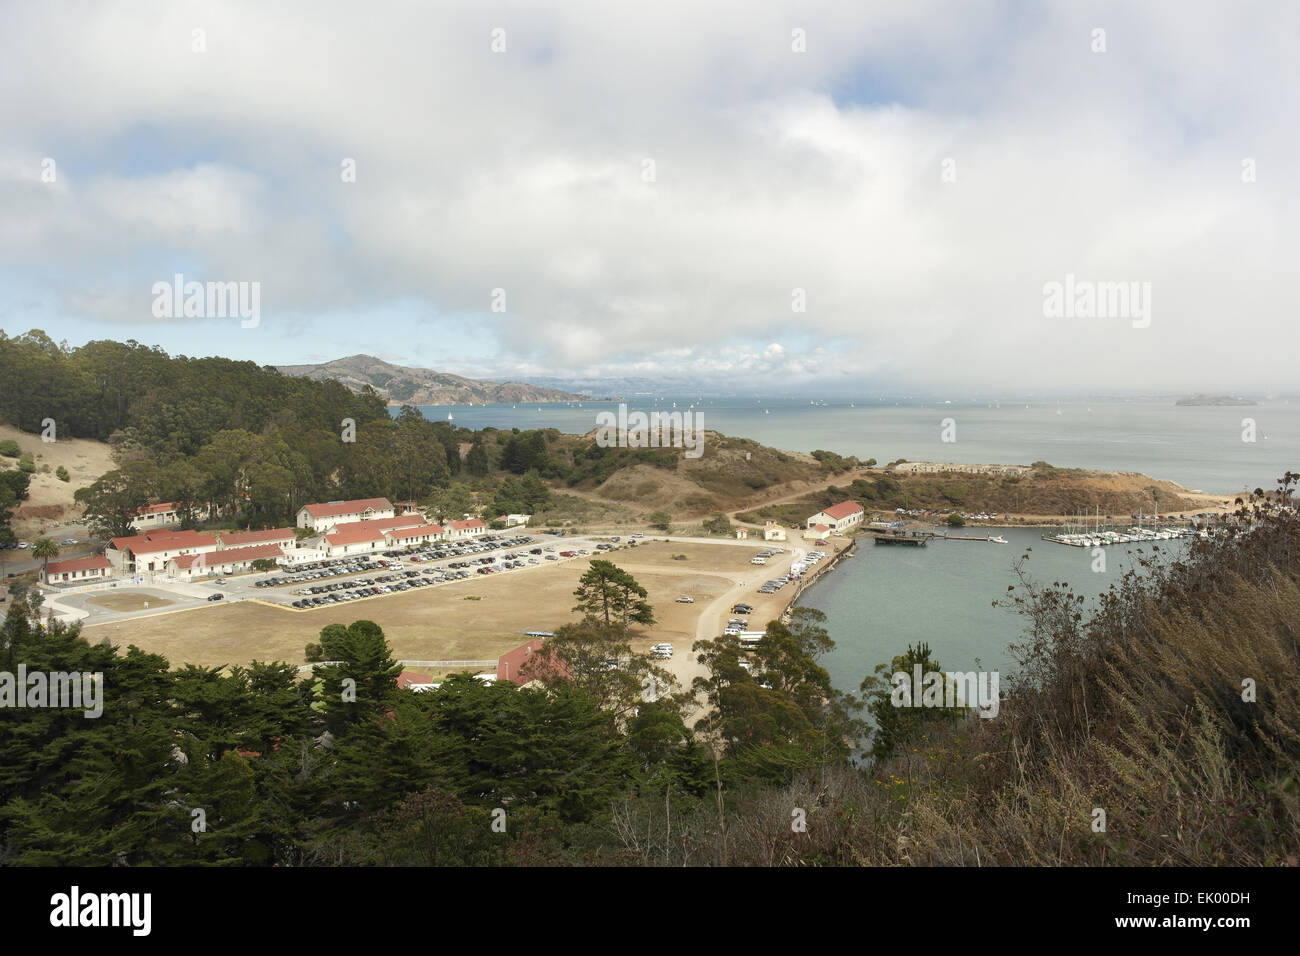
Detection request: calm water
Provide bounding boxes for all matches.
[411,397,1298,493]
[796,527,1189,695]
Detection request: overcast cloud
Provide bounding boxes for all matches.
[1,0,1296,394]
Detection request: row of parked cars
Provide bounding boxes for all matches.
[289,567,478,607]
[255,535,540,590]
[254,556,380,588]
[401,535,534,564]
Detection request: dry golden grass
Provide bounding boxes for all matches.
[85,593,175,612]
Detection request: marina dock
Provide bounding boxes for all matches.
[868,530,935,547]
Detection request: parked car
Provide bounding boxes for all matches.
[675,595,694,603]
[207,593,224,602]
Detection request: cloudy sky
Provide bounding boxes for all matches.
[1,0,1296,395]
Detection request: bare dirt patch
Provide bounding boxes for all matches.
[86,593,175,612]
[0,423,116,538]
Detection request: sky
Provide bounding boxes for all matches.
[1,0,1297,396]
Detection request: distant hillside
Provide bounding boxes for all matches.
[1175,394,1257,406]
[736,463,1214,526]
[277,354,592,405]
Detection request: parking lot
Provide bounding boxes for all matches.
[234,533,615,610]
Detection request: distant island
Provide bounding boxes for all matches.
[277,354,604,406]
[1175,394,1257,406]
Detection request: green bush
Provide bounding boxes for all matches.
[16,454,35,473]
[0,439,19,457]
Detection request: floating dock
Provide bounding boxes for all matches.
[868,530,935,547]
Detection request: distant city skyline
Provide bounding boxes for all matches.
[2,1,1297,393]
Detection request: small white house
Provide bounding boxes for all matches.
[806,501,865,533]
[42,555,113,586]
[763,520,787,542]
[449,518,487,539]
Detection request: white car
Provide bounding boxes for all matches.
[675,595,694,603]
[631,532,645,538]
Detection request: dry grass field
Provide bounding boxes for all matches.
[80,540,786,670]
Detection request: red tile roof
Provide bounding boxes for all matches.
[217,527,295,547]
[450,518,485,531]
[45,555,112,575]
[323,515,426,547]
[134,501,179,516]
[172,543,283,569]
[109,530,218,555]
[821,501,865,521]
[324,526,391,547]
[397,670,437,690]
[497,639,571,685]
[385,524,445,540]
[302,497,394,519]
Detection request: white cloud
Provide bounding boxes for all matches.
[0,0,1296,392]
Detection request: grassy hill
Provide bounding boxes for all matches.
[736,462,1206,526]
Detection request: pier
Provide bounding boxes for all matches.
[868,530,935,547]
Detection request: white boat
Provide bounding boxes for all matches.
[447,412,454,421]
[988,535,1009,544]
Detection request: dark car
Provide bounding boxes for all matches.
[207,593,224,602]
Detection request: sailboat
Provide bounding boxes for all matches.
[447,411,454,421]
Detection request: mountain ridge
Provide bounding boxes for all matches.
[276,353,600,405]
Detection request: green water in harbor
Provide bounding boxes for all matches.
[795,526,1190,696]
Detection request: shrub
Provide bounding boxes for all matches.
[0,439,20,457]
[55,466,69,482]
[17,454,35,473]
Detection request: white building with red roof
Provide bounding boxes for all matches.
[296,497,395,533]
[41,555,113,586]
[128,501,211,531]
[106,529,220,573]
[216,527,297,550]
[806,500,865,533]
[166,543,286,581]
[384,524,446,547]
[448,518,486,539]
